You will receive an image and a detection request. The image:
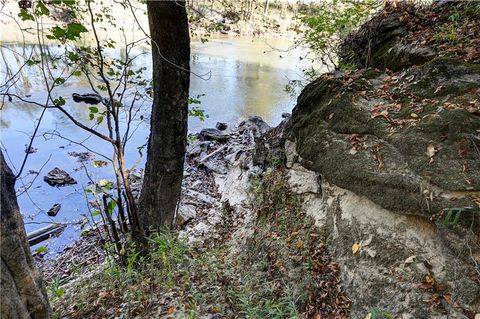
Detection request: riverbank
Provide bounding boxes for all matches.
[34,116,277,285]
[2,33,311,256]
[38,115,352,318]
[40,2,480,318]
[0,0,300,45]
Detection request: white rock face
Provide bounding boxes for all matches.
[284,140,479,318]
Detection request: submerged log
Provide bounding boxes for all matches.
[27,224,66,246]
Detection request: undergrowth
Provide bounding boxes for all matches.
[51,168,349,318]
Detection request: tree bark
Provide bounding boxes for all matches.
[0,151,51,319]
[139,0,190,230]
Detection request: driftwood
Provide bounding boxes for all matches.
[28,224,66,246]
[199,146,227,163]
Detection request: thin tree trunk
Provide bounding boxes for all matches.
[0,151,51,319]
[139,0,190,231]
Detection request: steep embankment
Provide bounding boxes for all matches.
[44,2,479,318]
[274,2,480,318]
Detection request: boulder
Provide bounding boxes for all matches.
[289,58,480,217]
[176,204,197,227]
[283,51,480,317]
[47,203,61,217]
[43,168,76,187]
[198,128,229,142]
[238,116,271,138]
[216,122,228,131]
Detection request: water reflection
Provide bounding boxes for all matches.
[0,36,315,255]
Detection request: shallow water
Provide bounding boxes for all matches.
[0,36,315,255]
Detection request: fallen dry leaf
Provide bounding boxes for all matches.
[352,242,362,254]
[443,293,459,308]
[371,144,385,170]
[166,306,176,315]
[426,143,441,163]
[404,255,416,264]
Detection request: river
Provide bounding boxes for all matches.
[0,36,315,255]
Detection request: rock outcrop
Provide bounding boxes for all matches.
[261,2,480,317]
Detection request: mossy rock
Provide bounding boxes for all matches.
[406,58,480,98]
[289,59,480,217]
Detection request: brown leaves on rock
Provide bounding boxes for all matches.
[349,134,367,155]
[304,243,351,319]
[371,144,384,170]
[394,1,480,64]
[417,267,476,317]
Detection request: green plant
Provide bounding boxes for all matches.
[188,94,209,121]
[369,307,395,319]
[443,207,480,227]
[48,277,66,298]
[125,243,143,275]
[4,0,153,261]
[286,0,381,93]
[432,11,462,45]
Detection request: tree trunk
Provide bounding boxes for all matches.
[139,0,190,230]
[0,151,51,319]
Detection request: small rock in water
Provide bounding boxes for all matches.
[72,93,103,105]
[68,151,94,162]
[44,168,77,187]
[47,203,61,217]
[281,113,291,118]
[216,122,228,131]
[199,128,229,142]
[24,144,38,154]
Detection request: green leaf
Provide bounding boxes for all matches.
[96,116,103,124]
[50,26,66,40]
[54,288,66,297]
[89,113,94,120]
[54,96,66,106]
[52,0,76,6]
[18,9,34,21]
[35,1,50,16]
[97,179,113,190]
[54,77,66,85]
[35,246,48,254]
[89,106,99,113]
[26,59,40,66]
[106,200,117,214]
[91,210,101,217]
[68,51,79,62]
[72,70,82,77]
[65,22,87,40]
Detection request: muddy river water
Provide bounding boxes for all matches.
[0,36,316,255]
